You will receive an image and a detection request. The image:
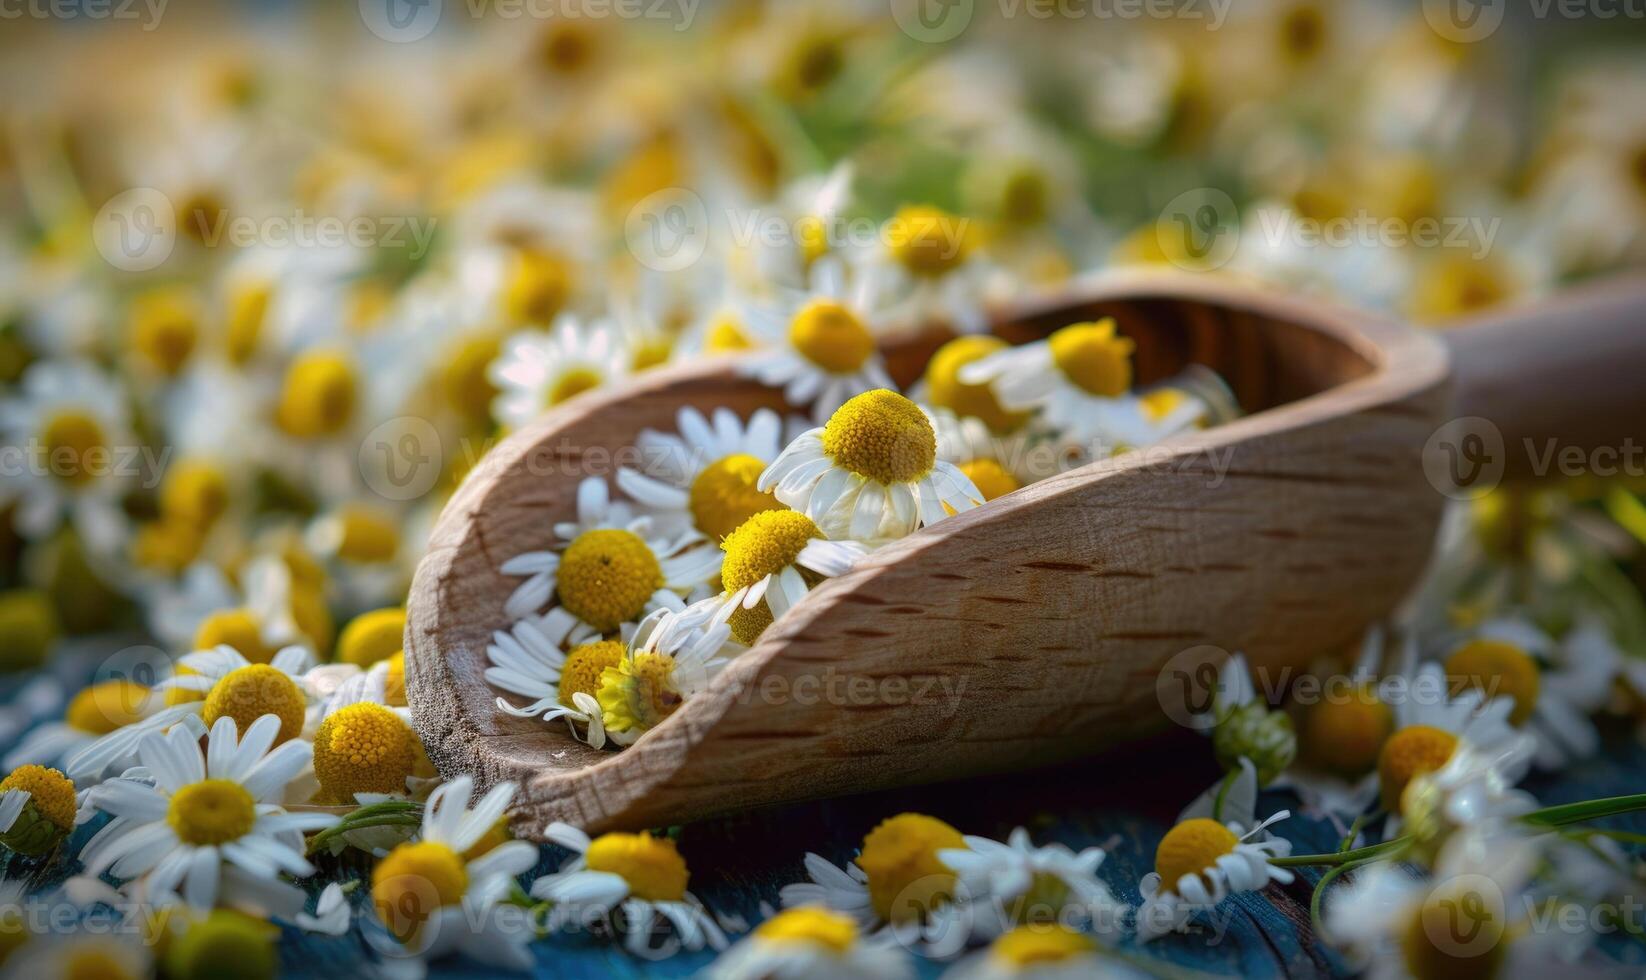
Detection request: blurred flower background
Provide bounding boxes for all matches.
[3,0,1646,975]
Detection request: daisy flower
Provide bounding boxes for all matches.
[1325,828,1563,980]
[497,476,721,626]
[939,828,1123,941]
[760,389,982,542]
[706,905,912,980]
[1399,738,1539,853]
[488,313,631,430]
[70,644,319,784]
[0,764,79,856]
[959,319,1203,456]
[1134,761,1294,942]
[487,606,626,748]
[594,607,736,743]
[0,359,136,554]
[739,256,898,423]
[78,714,337,915]
[865,205,1003,337]
[617,405,788,542]
[4,678,159,775]
[532,822,730,955]
[0,933,154,980]
[943,925,1150,980]
[368,776,539,973]
[1438,615,1621,770]
[1278,632,1393,821]
[148,557,314,661]
[780,812,979,958]
[676,508,869,646]
[310,691,428,806]
[926,407,1035,501]
[1375,661,1526,827]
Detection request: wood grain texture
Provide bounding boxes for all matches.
[405,271,1453,837]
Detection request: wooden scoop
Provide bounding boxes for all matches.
[405,270,1646,837]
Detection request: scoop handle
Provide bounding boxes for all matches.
[1442,276,1646,482]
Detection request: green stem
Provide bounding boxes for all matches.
[1273,838,1406,869]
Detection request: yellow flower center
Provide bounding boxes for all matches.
[821,390,937,485]
[161,459,230,530]
[326,505,402,563]
[0,765,76,829]
[584,831,689,902]
[1141,387,1191,423]
[0,588,59,670]
[202,664,308,746]
[61,947,137,980]
[1048,319,1135,398]
[1402,880,1509,980]
[383,652,408,707]
[558,640,625,708]
[788,299,875,374]
[1279,2,1327,62]
[885,205,972,276]
[998,168,1051,227]
[276,350,359,437]
[795,214,831,266]
[373,841,469,944]
[226,280,271,364]
[1413,256,1511,323]
[193,608,273,664]
[337,607,407,668]
[41,410,107,487]
[755,906,858,953]
[504,248,572,325]
[1154,818,1239,896]
[556,529,664,632]
[990,925,1097,967]
[167,778,256,846]
[166,909,278,980]
[958,459,1019,502]
[705,315,753,353]
[719,510,817,593]
[129,289,199,376]
[1445,639,1541,727]
[312,702,418,805]
[1378,725,1459,811]
[596,652,682,734]
[176,188,226,245]
[441,333,503,425]
[856,813,964,923]
[1298,683,1393,777]
[547,366,604,407]
[132,519,205,575]
[65,680,150,734]
[689,453,784,542]
[536,21,596,75]
[922,336,1027,434]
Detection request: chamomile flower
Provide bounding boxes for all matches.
[926,408,1034,500]
[781,812,978,958]
[0,359,136,554]
[1440,615,1619,770]
[960,320,1202,456]
[617,406,788,542]
[739,256,898,423]
[595,607,735,742]
[497,476,721,625]
[1325,829,1556,980]
[0,764,79,855]
[149,560,308,659]
[78,714,337,915]
[944,925,1149,980]
[939,828,1122,941]
[1277,632,1392,821]
[486,606,623,747]
[0,933,154,980]
[681,509,868,645]
[1376,662,1525,825]
[310,697,425,806]
[368,777,539,972]
[4,679,157,774]
[706,906,913,980]
[533,822,730,955]
[155,644,319,744]
[760,390,982,542]
[867,205,1002,337]
[1398,739,1539,855]
[1134,761,1294,942]
[489,313,631,430]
